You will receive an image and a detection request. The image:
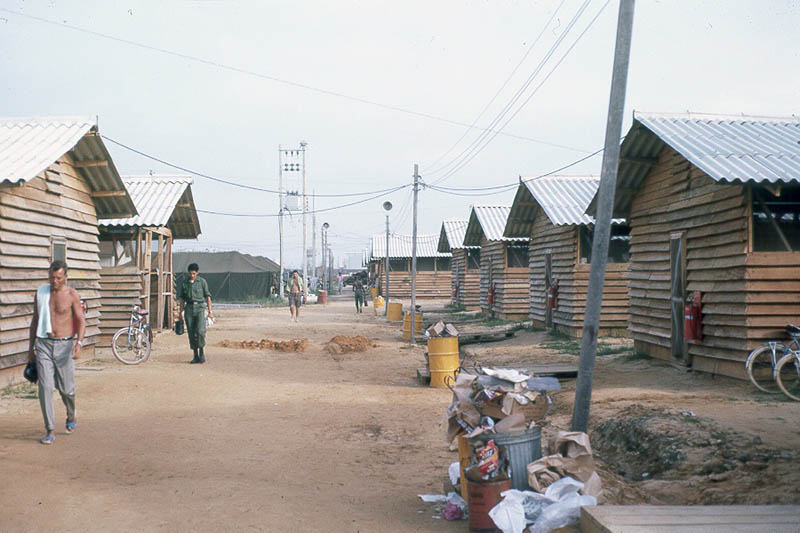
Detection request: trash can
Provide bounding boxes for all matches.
[467,478,511,532]
[428,336,459,388]
[494,427,542,491]
[387,302,403,322]
[318,290,327,305]
[402,312,423,340]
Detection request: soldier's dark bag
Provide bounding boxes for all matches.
[174,319,185,335]
[24,361,38,384]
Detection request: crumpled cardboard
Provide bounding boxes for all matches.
[445,373,481,442]
[526,431,602,499]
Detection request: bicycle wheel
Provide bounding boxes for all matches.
[745,342,788,393]
[111,327,152,365]
[774,353,800,402]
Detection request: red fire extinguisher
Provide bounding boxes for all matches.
[546,279,559,309]
[488,283,496,306]
[684,290,703,341]
[453,282,459,300]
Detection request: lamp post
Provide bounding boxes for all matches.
[382,201,392,316]
[322,222,329,292]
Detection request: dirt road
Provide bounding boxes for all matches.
[2,297,799,532]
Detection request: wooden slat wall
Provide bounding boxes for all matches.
[479,240,529,319]
[98,264,142,347]
[0,154,101,370]
[628,144,762,378]
[451,249,481,310]
[527,211,630,336]
[374,262,451,299]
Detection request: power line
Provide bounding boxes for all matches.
[196,183,409,217]
[1,7,590,153]
[102,134,405,198]
[426,0,595,183]
[420,0,569,174]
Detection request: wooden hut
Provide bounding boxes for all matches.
[0,117,136,385]
[368,233,452,299]
[437,219,480,310]
[97,175,201,346]
[463,205,529,319]
[591,111,800,379]
[504,176,630,337]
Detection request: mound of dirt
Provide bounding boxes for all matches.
[325,336,376,355]
[591,405,799,504]
[218,338,309,352]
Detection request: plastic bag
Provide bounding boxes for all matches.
[529,493,597,533]
[488,489,554,533]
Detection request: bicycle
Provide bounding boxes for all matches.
[111,305,153,365]
[745,324,800,393]
[774,347,800,402]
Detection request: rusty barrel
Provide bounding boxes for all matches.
[402,312,423,340]
[318,290,327,304]
[427,336,459,388]
[387,302,403,322]
[369,287,378,299]
[467,478,511,531]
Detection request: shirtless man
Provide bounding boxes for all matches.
[27,260,85,445]
[288,270,303,322]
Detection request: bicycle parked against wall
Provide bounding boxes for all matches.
[745,324,800,397]
[111,305,153,365]
[774,344,800,402]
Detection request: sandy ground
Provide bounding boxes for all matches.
[1,297,799,532]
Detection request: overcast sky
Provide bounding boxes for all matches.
[2,0,798,268]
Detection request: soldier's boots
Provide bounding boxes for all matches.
[190,348,200,364]
[198,347,206,364]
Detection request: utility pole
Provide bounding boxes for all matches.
[410,164,419,344]
[571,0,635,433]
[312,191,317,285]
[278,145,285,299]
[383,201,392,316]
[301,142,308,299]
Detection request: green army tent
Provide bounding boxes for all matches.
[173,251,279,301]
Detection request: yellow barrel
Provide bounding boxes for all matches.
[428,336,459,388]
[402,312,424,340]
[403,313,422,340]
[387,302,403,322]
[369,287,378,299]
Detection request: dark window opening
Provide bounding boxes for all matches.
[752,185,800,252]
[436,258,451,271]
[506,243,528,268]
[467,249,481,270]
[389,259,408,272]
[417,257,436,271]
[51,237,67,263]
[580,225,631,263]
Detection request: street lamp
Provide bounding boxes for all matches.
[382,201,392,316]
[322,222,329,292]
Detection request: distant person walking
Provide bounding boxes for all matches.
[28,260,85,445]
[337,272,344,295]
[288,270,303,322]
[353,279,365,313]
[178,263,214,364]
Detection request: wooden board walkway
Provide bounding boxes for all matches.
[581,505,800,532]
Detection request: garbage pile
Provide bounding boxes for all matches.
[445,367,560,446]
[425,320,459,338]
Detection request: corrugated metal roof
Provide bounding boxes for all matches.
[505,175,627,238]
[370,233,452,260]
[0,116,136,218]
[437,219,475,252]
[600,111,800,218]
[463,205,527,246]
[100,175,201,239]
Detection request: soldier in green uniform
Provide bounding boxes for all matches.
[177,263,214,364]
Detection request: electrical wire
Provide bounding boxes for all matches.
[102,135,407,198]
[196,183,409,217]
[425,0,595,183]
[420,0,570,174]
[1,7,590,153]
